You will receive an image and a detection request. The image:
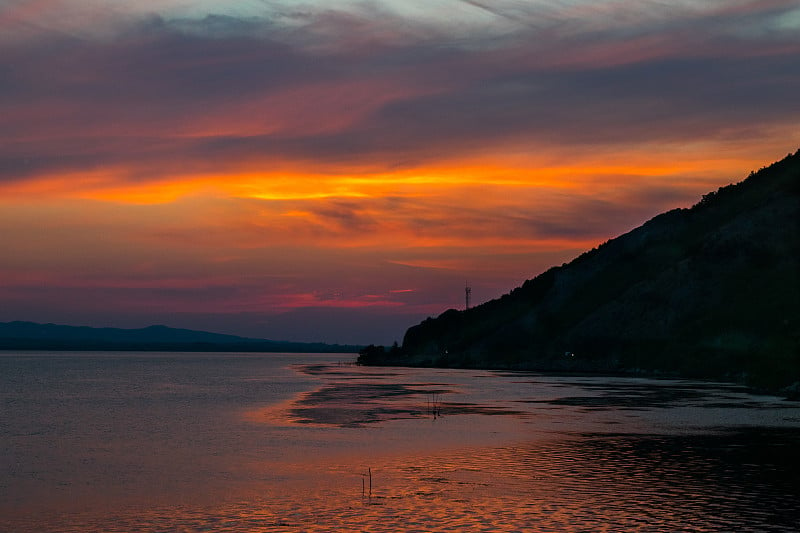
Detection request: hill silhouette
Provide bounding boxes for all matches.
[360,150,800,391]
[0,321,360,353]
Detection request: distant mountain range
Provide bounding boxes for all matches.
[360,150,800,391]
[0,321,360,353]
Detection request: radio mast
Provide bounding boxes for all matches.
[465,282,472,310]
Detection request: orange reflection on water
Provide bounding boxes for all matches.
[15,431,798,532]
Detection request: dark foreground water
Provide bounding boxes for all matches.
[1,352,799,532]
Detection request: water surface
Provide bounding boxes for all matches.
[2,352,798,531]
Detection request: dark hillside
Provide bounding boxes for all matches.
[0,321,360,353]
[363,150,800,390]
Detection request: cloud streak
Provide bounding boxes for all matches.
[2,0,798,184]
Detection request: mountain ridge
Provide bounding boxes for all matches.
[360,149,800,391]
[0,321,360,353]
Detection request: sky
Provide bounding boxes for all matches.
[1,0,799,345]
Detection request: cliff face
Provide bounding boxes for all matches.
[374,150,800,388]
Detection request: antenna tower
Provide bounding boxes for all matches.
[465,282,472,310]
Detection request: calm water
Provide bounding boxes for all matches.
[1,351,799,532]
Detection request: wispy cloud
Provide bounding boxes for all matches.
[2,0,798,185]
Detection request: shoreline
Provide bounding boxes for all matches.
[359,358,800,400]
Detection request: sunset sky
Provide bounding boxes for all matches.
[2,0,799,344]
